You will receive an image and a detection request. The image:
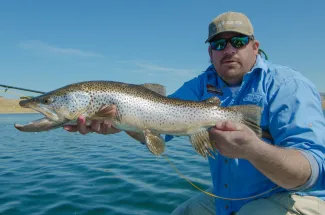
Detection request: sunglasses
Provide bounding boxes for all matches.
[210,35,253,51]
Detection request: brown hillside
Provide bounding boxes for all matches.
[0,97,37,114]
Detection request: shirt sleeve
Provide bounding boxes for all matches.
[268,77,325,192]
[167,76,203,101]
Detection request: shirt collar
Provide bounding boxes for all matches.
[246,54,268,76]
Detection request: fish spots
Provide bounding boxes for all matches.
[36,81,244,134]
[58,92,92,117]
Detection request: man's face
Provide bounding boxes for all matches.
[208,32,260,85]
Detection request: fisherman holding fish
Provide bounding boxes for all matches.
[16,11,325,215]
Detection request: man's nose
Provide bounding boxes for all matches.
[223,42,237,55]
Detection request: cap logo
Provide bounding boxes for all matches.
[215,20,243,31]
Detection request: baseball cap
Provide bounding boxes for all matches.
[205,11,254,43]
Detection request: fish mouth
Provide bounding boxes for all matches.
[19,99,60,121]
[14,99,67,132]
[14,117,68,132]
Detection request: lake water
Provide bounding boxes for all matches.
[0,114,211,215]
[1,111,325,215]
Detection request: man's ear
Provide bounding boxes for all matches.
[208,45,213,59]
[252,40,260,55]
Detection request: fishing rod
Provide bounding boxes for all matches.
[0,84,45,95]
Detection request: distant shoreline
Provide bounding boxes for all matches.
[0,112,38,114]
[0,97,38,114]
[0,96,324,114]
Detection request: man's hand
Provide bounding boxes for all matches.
[209,120,260,159]
[63,116,121,135]
[209,120,312,190]
[63,104,146,143]
[63,104,121,135]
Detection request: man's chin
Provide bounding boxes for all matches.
[220,68,241,76]
[218,69,244,84]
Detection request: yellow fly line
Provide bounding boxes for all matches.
[162,154,280,200]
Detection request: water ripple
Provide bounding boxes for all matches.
[0,114,212,215]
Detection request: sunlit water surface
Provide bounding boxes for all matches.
[0,113,212,215]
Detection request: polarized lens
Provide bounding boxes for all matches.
[231,36,249,48]
[211,39,226,51]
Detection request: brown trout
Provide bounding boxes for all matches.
[14,81,269,158]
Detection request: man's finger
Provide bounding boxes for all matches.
[101,120,120,134]
[63,125,78,132]
[91,120,101,133]
[224,121,243,131]
[77,116,90,135]
[209,127,224,141]
[215,121,242,131]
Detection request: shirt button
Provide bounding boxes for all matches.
[224,184,228,188]
[225,205,229,210]
[224,159,228,164]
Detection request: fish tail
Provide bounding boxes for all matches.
[228,105,263,138]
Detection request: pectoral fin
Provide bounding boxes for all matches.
[141,83,166,96]
[143,129,165,155]
[93,104,122,122]
[189,130,216,159]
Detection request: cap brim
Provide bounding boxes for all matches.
[205,30,252,43]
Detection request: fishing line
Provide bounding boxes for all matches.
[162,154,280,201]
[1,85,280,201]
[0,89,28,98]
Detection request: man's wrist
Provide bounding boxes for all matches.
[242,137,267,161]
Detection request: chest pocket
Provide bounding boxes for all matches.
[241,93,264,107]
[240,93,271,138]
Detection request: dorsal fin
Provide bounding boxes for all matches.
[141,83,166,96]
[203,97,221,106]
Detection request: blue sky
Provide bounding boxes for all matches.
[1,0,324,99]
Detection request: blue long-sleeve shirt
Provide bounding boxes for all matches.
[166,55,325,215]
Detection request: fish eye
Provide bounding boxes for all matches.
[42,97,53,104]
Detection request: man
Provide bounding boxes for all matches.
[64,12,325,215]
